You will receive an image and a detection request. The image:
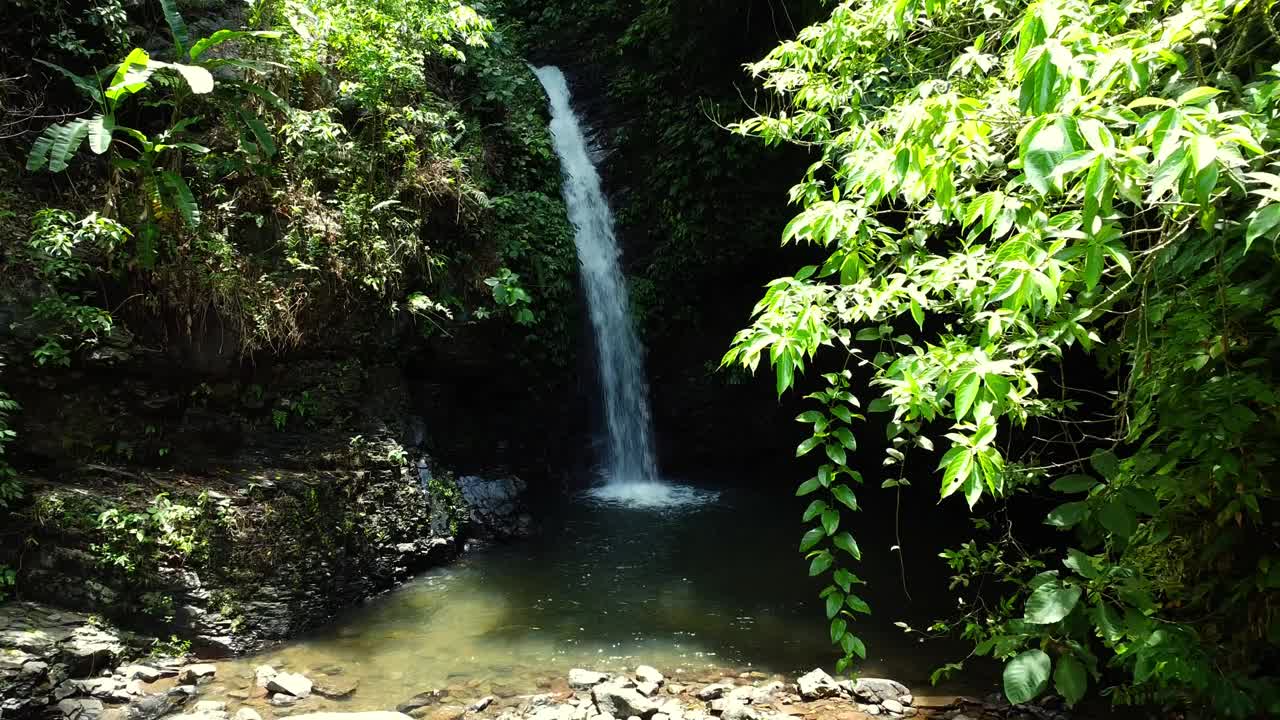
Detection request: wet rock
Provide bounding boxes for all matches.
[196,701,228,713]
[796,670,839,700]
[125,693,183,720]
[469,697,495,712]
[420,705,466,720]
[270,693,300,707]
[398,690,449,713]
[592,683,656,719]
[717,704,762,720]
[234,710,263,720]
[694,684,732,702]
[457,475,531,539]
[118,665,163,682]
[178,665,218,684]
[635,682,659,698]
[314,678,359,699]
[57,698,105,720]
[848,679,909,705]
[255,665,277,688]
[268,672,314,698]
[900,695,913,706]
[634,668,663,686]
[568,670,610,691]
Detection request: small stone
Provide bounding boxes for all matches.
[269,693,299,707]
[268,673,314,698]
[796,670,839,701]
[58,699,105,720]
[695,684,732,702]
[470,697,494,712]
[709,700,727,714]
[197,701,228,713]
[900,695,912,707]
[227,691,250,700]
[399,690,448,714]
[568,670,611,691]
[881,700,904,715]
[636,682,660,698]
[593,683,656,719]
[424,705,466,720]
[234,709,263,720]
[178,665,217,684]
[902,709,917,718]
[635,667,664,686]
[119,666,163,683]
[865,707,880,716]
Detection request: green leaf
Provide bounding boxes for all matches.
[107,48,154,104]
[1053,656,1087,706]
[800,527,826,552]
[1003,649,1051,705]
[821,508,840,535]
[39,119,91,173]
[909,298,924,329]
[1024,117,1080,195]
[163,62,214,94]
[1064,548,1099,579]
[34,59,104,104]
[1246,204,1280,251]
[825,591,844,619]
[1025,581,1082,624]
[796,436,822,457]
[1098,497,1137,538]
[809,551,834,576]
[841,632,867,659]
[831,484,859,510]
[825,443,847,466]
[832,531,861,559]
[87,114,113,154]
[954,372,981,420]
[1046,501,1088,528]
[796,478,822,496]
[776,351,795,396]
[1050,474,1098,493]
[158,171,200,228]
[802,499,828,521]
[830,617,848,643]
[188,29,283,60]
[238,110,276,159]
[845,593,871,614]
[160,0,191,53]
[832,427,857,450]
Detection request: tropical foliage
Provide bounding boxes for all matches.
[725,0,1280,714]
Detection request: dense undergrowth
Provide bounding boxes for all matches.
[724,0,1280,715]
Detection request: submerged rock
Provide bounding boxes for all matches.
[178,665,217,684]
[268,672,313,698]
[314,678,359,699]
[398,690,449,713]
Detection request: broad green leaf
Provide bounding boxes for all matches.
[832,531,861,559]
[825,591,844,619]
[1064,548,1100,579]
[1045,501,1088,528]
[821,508,840,535]
[842,633,867,659]
[802,499,827,521]
[954,371,981,420]
[800,527,826,552]
[161,0,190,53]
[189,29,284,60]
[1050,474,1098,493]
[87,114,113,154]
[845,593,871,614]
[831,484,859,510]
[1003,649,1051,705]
[1054,656,1087,706]
[797,436,822,457]
[1246,204,1280,251]
[1024,117,1080,195]
[825,442,847,465]
[796,477,822,496]
[1098,497,1137,538]
[830,617,847,643]
[1025,581,1082,624]
[809,551,833,576]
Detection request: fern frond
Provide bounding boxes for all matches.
[158,170,200,228]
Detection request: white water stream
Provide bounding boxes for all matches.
[534,66,684,506]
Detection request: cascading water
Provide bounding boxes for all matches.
[534,65,688,507]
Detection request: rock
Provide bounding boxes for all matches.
[901,709,917,718]
[636,682,660,698]
[899,695,912,706]
[718,704,761,720]
[255,666,278,687]
[287,715,415,720]
[457,475,530,539]
[796,670,839,700]
[270,693,299,707]
[119,665,163,682]
[227,691,250,700]
[568,670,611,691]
[694,684,733,701]
[125,692,183,720]
[398,690,448,713]
[593,683,657,719]
[178,664,218,684]
[57,699,106,720]
[470,697,495,712]
[422,705,466,720]
[269,672,314,698]
[865,707,880,716]
[235,710,263,720]
[634,667,663,686]
[849,679,909,705]
[315,678,360,699]
[197,701,229,713]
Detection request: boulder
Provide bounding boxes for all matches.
[636,682,659,698]
[118,665,163,682]
[796,670,839,700]
[568,670,611,691]
[848,679,909,705]
[178,665,217,684]
[124,691,184,720]
[881,700,904,715]
[254,665,277,688]
[268,672,314,698]
[57,699,105,720]
[592,683,656,719]
[634,667,663,686]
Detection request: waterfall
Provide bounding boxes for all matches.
[533,65,663,494]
